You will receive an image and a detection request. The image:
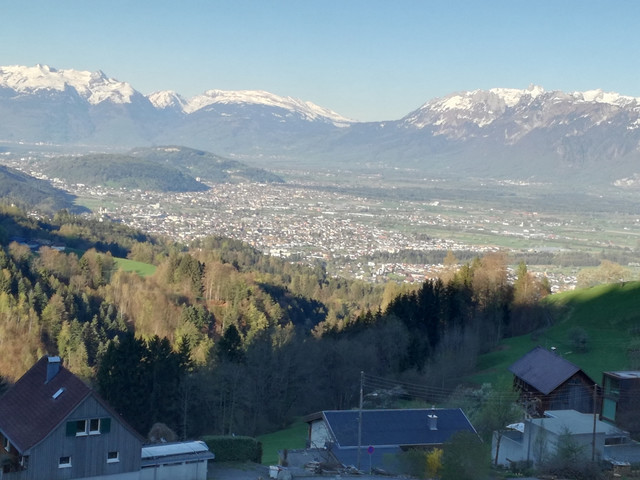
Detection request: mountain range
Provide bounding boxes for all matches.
[2,64,640,185]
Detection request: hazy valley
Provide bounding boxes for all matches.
[3,145,640,292]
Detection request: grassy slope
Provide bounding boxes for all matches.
[113,257,157,277]
[257,421,308,465]
[473,281,640,385]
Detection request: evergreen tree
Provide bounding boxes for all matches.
[96,332,151,434]
[216,325,245,364]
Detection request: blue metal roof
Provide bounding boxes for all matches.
[323,408,476,448]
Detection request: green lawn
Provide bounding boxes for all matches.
[113,257,156,277]
[257,421,308,466]
[472,281,640,385]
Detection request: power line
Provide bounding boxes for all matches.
[361,372,640,407]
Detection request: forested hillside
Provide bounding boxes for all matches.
[0,165,84,213]
[0,207,553,439]
[30,146,284,192]
[128,146,285,184]
[37,154,210,192]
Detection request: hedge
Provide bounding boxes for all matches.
[201,435,262,463]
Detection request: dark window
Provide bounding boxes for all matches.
[107,451,119,463]
[605,376,620,398]
[76,419,87,436]
[89,418,100,434]
[59,456,71,468]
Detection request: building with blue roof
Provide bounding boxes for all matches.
[304,408,478,472]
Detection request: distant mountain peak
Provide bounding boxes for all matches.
[0,64,137,105]
[403,86,640,131]
[148,90,187,111]
[184,89,353,126]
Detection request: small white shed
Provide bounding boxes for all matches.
[140,440,215,480]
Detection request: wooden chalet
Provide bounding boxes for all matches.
[509,346,598,416]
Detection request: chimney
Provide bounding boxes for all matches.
[427,410,438,431]
[46,356,61,383]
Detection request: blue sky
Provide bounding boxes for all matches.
[1,1,638,121]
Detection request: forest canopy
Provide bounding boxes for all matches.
[0,206,553,439]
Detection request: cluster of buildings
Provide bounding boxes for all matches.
[0,153,602,290]
[300,346,640,474]
[494,346,640,468]
[3,346,640,479]
[39,179,581,289]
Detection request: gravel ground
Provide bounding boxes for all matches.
[207,461,408,480]
[208,462,270,480]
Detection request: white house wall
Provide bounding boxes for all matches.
[140,460,208,480]
[493,422,606,467]
[493,430,525,466]
[309,420,330,449]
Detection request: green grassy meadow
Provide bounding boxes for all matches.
[472,281,640,385]
[113,257,157,277]
[257,421,308,465]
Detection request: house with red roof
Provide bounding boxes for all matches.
[0,356,143,480]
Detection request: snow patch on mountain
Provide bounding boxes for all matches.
[148,90,187,110]
[184,89,353,126]
[573,89,638,107]
[0,64,136,105]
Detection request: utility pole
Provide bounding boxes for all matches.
[357,371,364,470]
[592,383,598,461]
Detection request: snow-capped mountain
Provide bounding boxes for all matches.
[401,85,640,141]
[148,90,188,111]
[0,64,138,105]
[2,64,640,185]
[182,89,352,126]
[0,64,351,126]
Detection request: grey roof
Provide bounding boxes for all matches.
[141,440,215,466]
[509,346,591,395]
[532,410,627,436]
[604,371,640,380]
[323,408,476,448]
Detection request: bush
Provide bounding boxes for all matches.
[393,449,429,478]
[508,459,533,476]
[538,429,604,480]
[201,435,262,463]
[568,326,590,353]
[441,431,489,480]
